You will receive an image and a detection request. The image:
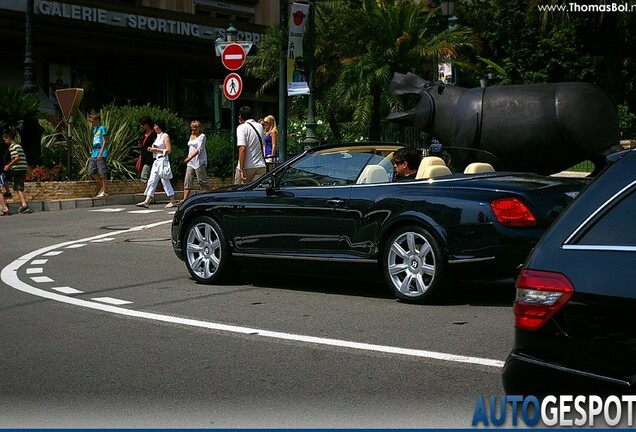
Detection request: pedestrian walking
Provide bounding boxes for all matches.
[2,131,31,214]
[263,115,278,163]
[136,120,177,208]
[88,112,109,198]
[0,182,9,215]
[180,120,208,204]
[235,106,266,184]
[138,116,157,181]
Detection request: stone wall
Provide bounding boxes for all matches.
[9,177,233,201]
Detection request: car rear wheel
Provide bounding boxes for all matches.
[383,225,447,303]
[184,216,232,284]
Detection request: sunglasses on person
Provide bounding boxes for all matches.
[393,159,406,166]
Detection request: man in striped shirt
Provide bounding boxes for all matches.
[3,131,32,214]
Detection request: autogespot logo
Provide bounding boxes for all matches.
[472,395,636,427]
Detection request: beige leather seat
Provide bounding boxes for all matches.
[356,165,389,184]
[464,162,495,174]
[419,164,452,179]
[416,157,447,179]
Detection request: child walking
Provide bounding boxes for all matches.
[2,131,31,214]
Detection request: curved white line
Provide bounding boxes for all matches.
[1,220,505,369]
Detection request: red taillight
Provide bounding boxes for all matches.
[490,197,537,227]
[514,269,574,331]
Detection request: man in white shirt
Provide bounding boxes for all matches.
[235,106,266,184]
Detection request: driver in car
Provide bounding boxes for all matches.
[393,147,422,181]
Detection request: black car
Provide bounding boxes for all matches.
[171,142,585,304]
[503,148,636,395]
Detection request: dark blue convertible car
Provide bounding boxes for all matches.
[171,142,586,304]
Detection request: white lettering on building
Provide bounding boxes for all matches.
[36,0,259,43]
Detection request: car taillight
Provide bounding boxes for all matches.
[514,269,574,331]
[490,198,536,227]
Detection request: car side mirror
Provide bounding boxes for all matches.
[264,177,278,196]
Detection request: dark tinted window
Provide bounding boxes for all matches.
[576,189,636,246]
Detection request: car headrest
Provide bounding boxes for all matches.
[464,162,495,174]
[356,165,389,184]
[416,157,447,179]
[419,165,452,179]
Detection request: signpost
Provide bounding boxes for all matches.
[223,73,242,101]
[215,33,253,182]
[221,43,246,71]
[55,88,84,179]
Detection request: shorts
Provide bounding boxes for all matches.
[88,158,108,178]
[11,170,26,191]
[184,164,208,190]
[235,166,266,185]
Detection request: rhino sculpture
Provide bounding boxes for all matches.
[386,72,622,175]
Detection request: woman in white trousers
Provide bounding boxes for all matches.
[136,120,177,208]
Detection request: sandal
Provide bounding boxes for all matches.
[1,210,10,216]
[164,202,176,208]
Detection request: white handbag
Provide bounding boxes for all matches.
[157,151,173,180]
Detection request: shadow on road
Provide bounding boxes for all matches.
[232,271,516,307]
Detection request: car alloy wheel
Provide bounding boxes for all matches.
[383,225,446,303]
[184,216,231,283]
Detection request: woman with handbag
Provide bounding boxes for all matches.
[137,116,157,181]
[136,120,177,208]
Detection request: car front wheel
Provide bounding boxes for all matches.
[184,216,232,284]
[383,225,447,303]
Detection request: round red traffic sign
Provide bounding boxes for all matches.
[221,43,246,71]
[223,73,243,100]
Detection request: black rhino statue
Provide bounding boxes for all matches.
[386,72,622,175]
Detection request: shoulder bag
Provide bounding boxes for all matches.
[157,150,173,180]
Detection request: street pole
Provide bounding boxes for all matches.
[23,0,37,94]
[67,115,74,179]
[278,0,288,162]
[303,0,318,148]
[231,100,236,178]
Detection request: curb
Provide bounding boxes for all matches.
[5,191,184,214]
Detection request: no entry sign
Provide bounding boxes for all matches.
[223,73,243,100]
[221,43,246,71]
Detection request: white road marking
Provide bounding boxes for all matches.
[43,251,63,256]
[90,208,126,212]
[129,209,164,214]
[26,268,43,274]
[52,286,83,295]
[65,244,86,249]
[92,297,133,306]
[31,259,48,265]
[90,238,115,243]
[1,219,505,369]
[30,276,54,283]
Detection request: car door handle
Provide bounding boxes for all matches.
[326,199,346,207]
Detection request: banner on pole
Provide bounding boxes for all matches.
[287,2,310,96]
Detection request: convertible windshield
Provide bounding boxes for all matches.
[276,146,400,187]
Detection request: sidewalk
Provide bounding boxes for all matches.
[4,190,184,214]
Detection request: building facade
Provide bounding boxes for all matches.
[0,0,278,129]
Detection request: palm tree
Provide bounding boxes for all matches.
[317,0,480,140]
[0,85,43,164]
[246,0,481,141]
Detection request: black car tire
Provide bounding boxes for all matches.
[383,225,448,303]
[184,216,233,284]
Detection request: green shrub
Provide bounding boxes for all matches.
[0,85,43,132]
[41,104,188,180]
[619,105,636,140]
[205,131,233,179]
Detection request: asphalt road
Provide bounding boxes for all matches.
[0,205,515,428]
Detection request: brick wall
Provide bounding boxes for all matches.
[8,177,233,201]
